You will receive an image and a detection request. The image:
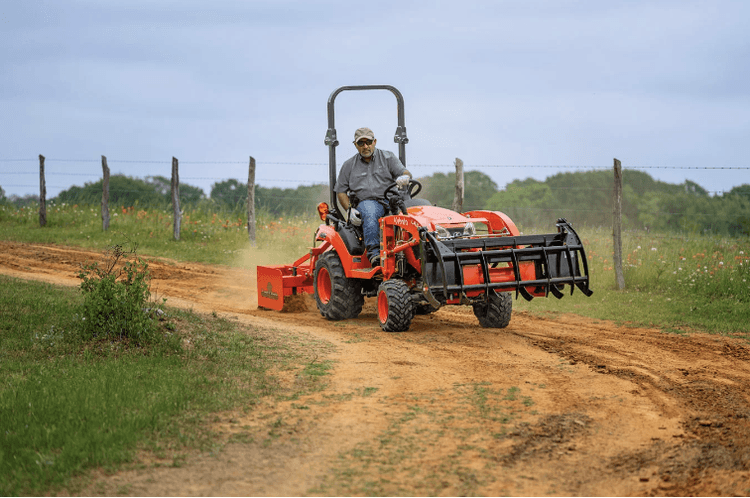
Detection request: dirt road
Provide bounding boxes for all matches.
[2,240,749,496]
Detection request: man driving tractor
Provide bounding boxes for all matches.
[334,127,412,267]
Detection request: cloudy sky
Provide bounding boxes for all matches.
[1,0,748,199]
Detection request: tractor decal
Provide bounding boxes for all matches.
[260,282,279,301]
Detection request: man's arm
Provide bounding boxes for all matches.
[385,151,411,182]
[337,191,350,211]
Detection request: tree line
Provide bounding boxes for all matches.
[2,170,748,236]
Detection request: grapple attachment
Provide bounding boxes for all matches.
[421,218,593,304]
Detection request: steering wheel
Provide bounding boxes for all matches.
[383,179,422,200]
[407,179,422,198]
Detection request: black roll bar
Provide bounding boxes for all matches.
[324,85,408,217]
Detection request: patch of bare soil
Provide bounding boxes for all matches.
[2,240,750,496]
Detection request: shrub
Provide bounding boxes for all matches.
[77,243,158,345]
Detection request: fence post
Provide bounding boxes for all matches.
[452,157,464,212]
[101,155,110,231]
[171,157,181,241]
[613,158,625,290]
[38,154,47,227]
[247,156,256,245]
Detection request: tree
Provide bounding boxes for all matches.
[54,175,206,208]
[416,171,498,210]
[8,194,40,208]
[486,178,557,228]
[210,179,247,210]
[146,176,205,206]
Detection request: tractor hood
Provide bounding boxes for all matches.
[405,205,478,231]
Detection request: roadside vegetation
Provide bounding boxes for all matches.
[0,270,333,495]
[513,226,749,337]
[3,169,748,236]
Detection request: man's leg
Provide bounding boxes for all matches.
[357,199,385,264]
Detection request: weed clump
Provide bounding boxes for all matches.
[77,243,160,345]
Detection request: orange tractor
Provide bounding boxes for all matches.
[257,85,592,332]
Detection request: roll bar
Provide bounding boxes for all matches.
[324,85,408,217]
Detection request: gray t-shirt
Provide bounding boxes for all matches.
[334,149,406,202]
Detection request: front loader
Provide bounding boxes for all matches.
[257,85,593,332]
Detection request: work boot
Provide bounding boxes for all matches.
[369,253,381,268]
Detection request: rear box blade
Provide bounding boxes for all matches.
[257,266,285,311]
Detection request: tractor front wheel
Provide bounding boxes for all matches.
[314,251,364,320]
[472,290,513,328]
[377,280,414,332]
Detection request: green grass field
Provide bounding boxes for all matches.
[514,226,750,337]
[0,202,748,494]
[0,275,331,495]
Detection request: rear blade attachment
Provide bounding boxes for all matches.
[257,253,315,311]
[421,218,593,303]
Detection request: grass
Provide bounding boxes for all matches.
[513,225,750,337]
[0,201,316,268]
[0,275,332,496]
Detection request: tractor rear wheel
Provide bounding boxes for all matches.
[314,251,364,321]
[472,290,513,328]
[377,280,414,332]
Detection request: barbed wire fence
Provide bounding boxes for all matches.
[1,156,748,236]
[2,157,747,194]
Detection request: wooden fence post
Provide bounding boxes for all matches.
[171,157,181,241]
[39,154,47,227]
[101,155,110,231]
[247,156,256,245]
[613,158,625,290]
[452,157,464,212]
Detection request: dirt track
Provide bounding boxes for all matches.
[2,240,750,496]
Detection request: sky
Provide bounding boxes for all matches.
[1,0,749,200]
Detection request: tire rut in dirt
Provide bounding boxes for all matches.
[313,251,364,320]
[523,329,750,495]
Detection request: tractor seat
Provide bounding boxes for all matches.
[404,198,432,208]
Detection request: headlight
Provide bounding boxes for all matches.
[435,224,450,239]
[434,223,475,239]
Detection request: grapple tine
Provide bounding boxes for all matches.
[549,284,564,299]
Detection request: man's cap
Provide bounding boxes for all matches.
[354,127,375,142]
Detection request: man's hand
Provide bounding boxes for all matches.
[349,207,362,226]
[396,175,410,188]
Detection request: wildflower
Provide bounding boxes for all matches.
[651,247,657,251]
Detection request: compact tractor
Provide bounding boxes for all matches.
[257,85,593,332]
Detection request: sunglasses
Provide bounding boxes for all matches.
[355,139,374,147]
